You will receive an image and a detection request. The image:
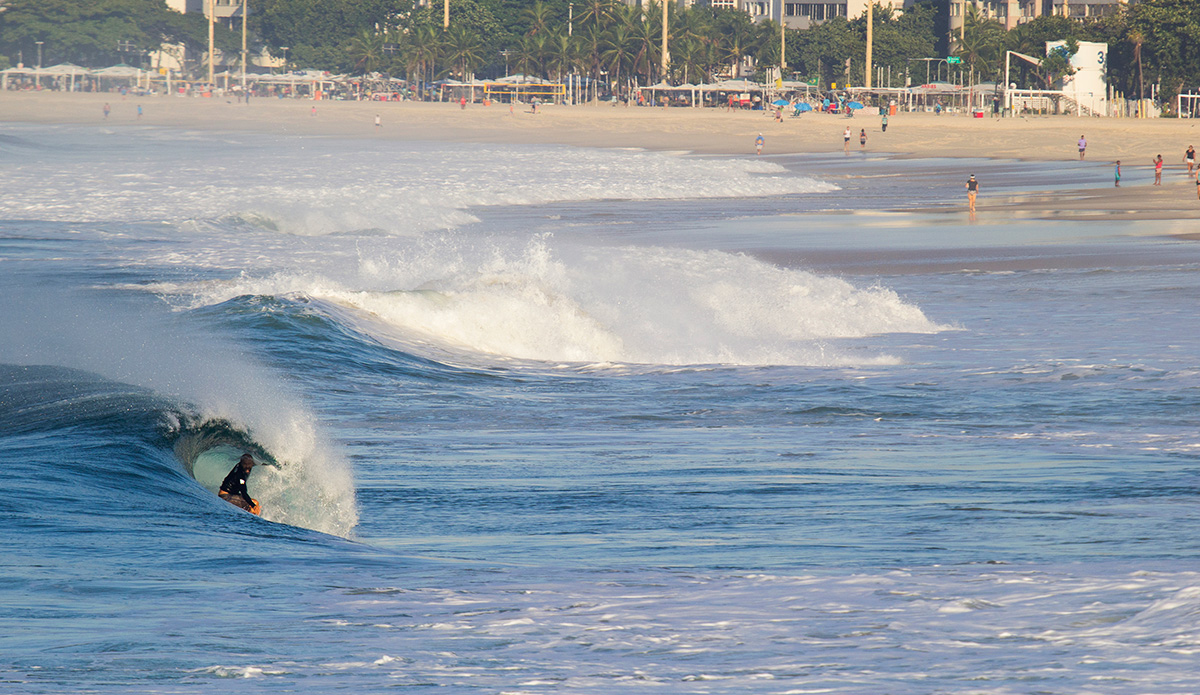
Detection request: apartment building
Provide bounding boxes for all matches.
[950,0,1126,33]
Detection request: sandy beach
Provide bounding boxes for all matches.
[4,90,1200,221]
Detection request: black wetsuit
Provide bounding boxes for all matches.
[220,465,253,506]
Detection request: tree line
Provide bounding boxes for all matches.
[2,0,1198,105]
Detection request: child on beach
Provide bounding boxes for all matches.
[1154,154,1163,185]
[1114,160,1121,187]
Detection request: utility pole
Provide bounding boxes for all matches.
[443,0,449,30]
[660,0,668,80]
[780,19,786,75]
[865,1,873,89]
[207,0,215,85]
[241,0,248,91]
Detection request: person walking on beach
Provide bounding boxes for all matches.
[843,126,852,153]
[374,114,381,130]
[136,104,142,119]
[103,103,110,120]
[965,174,979,213]
[1186,145,1196,176]
[881,114,888,132]
[1077,135,1086,160]
[755,133,764,155]
[1153,154,1163,185]
[1114,160,1121,187]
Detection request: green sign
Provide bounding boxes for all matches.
[947,57,963,64]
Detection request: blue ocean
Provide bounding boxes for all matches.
[3,123,1200,693]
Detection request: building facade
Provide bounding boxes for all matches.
[950,0,1127,34]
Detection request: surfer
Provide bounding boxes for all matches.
[219,454,261,515]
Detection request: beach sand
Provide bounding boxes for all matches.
[4,91,1200,222]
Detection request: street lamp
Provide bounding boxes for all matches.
[499,49,511,77]
[35,40,43,69]
[280,46,289,72]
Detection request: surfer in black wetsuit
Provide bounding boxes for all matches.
[219,454,258,512]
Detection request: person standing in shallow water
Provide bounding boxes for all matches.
[1114,160,1121,187]
[219,454,259,513]
[1153,154,1163,185]
[1077,135,1086,160]
[755,133,764,155]
[965,174,979,213]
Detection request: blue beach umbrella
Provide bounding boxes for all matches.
[847,101,864,109]
[795,103,812,112]
[772,99,790,107]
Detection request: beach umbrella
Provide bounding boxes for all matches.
[772,99,789,107]
[795,103,812,112]
[847,101,864,109]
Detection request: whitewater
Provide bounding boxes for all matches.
[2,123,1200,693]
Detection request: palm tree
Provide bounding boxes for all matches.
[349,30,385,75]
[601,23,636,97]
[577,0,615,28]
[406,26,441,98]
[546,30,578,85]
[578,23,606,99]
[517,33,549,78]
[630,5,662,85]
[955,4,1003,82]
[1129,28,1145,105]
[445,25,483,79]
[524,0,554,37]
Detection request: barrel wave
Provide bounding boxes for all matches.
[0,364,357,538]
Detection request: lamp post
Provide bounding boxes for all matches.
[206,0,215,85]
[865,2,873,90]
[35,40,43,69]
[241,0,248,91]
[499,49,511,77]
[280,46,288,72]
[660,0,668,81]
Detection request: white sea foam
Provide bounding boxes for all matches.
[0,128,836,236]
[153,236,946,367]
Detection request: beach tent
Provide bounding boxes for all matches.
[91,63,147,91]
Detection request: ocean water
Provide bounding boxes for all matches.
[2,123,1200,693]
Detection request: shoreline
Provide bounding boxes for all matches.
[4,90,1200,222]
